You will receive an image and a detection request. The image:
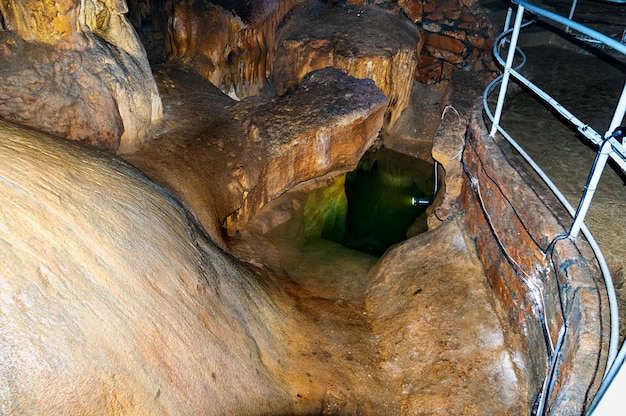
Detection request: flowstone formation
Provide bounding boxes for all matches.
[0,119,296,414]
[272,1,420,128]
[0,0,162,153]
[123,65,388,246]
[0,0,608,414]
[165,0,304,99]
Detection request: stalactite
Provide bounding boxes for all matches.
[165,0,304,99]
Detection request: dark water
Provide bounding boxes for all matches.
[335,147,435,256]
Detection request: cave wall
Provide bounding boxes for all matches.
[396,0,498,84]
[130,0,497,98]
[0,0,163,153]
[164,0,304,99]
[0,0,499,154]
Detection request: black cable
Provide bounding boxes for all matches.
[465,131,546,252]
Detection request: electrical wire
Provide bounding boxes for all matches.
[483,11,622,413]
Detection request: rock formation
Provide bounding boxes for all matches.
[165,0,304,99]
[0,112,399,415]
[0,0,610,414]
[365,220,526,414]
[227,67,388,232]
[0,118,296,414]
[123,66,388,246]
[273,1,421,128]
[0,0,162,153]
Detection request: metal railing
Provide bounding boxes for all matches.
[483,0,626,413]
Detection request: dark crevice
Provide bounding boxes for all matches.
[329,147,435,256]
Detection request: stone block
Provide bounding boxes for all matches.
[417,54,443,84]
[427,32,466,54]
[398,0,423,22]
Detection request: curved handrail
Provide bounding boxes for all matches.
[484,1,626,414]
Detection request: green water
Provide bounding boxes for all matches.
[337,147,435,256]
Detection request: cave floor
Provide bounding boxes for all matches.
[222,75,526,414]
[131,44,626,412]
[240,199,526,415]
[126,61,525,413]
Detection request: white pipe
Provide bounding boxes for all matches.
[588,340,626,414]
[504,6,513,32]
[569,139,612,239]
[483,75,620,403]
[490,5,526,137]
[515,0,626,55]
[607,83,626,144]
[566,0,578,33]
[486,2,626,409]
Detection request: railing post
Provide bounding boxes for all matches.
[490,4,526,137]
[608,83,626,145]
[569,138,612,239]
[566,0,579,33]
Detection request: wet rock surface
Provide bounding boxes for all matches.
[0,0,621,414]
[123,65,387,246]
[365,220,526,415]
[0,119,297,415]
[165,0,304,99]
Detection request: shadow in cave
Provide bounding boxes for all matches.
[326,146,435,256]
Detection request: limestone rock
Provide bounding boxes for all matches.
[0,0,162,153]
[0,118,296,414]
[122,65,249,247]
[273,0,421,128]
[365,220,528,414]
[165,0,304,99]
[227,66,388,233]
[125,65,387,245]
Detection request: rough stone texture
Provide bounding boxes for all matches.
[428,103,466,229]
[273,0,420,128]
[0,118,297,415]
[165,0,304,99]
[0,0,162,153]
[396,0,498,84]
[228,67,388,231]
[0,1,613,413]
[460,101,608,414]
[365,220,527,415]
[123,65,387,247]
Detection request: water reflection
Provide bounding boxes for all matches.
[338,147,434,256]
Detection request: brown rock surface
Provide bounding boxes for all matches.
[0,0,162,153]
[365,220,527,414]
[123,66,388,246]
[272,0,420,128]
[0,118,296,414]
[404,0,497,84]
[165,0,304,99]
[461,102,608,413]
[0,104,398,416]
[0,0,613,414]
